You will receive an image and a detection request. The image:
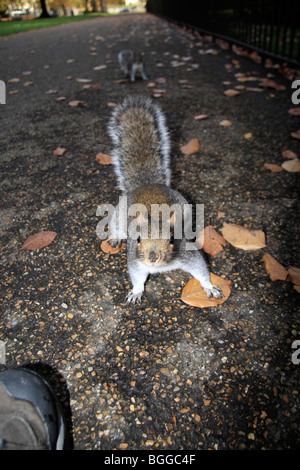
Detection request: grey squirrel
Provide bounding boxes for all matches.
[118,49,148,82]
[107,96,223,304]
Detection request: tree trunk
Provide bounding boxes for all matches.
[100,0,107,13]
[39,0,50,17]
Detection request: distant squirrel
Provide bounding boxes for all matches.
[118,49,148,82]
[107,96,223,303]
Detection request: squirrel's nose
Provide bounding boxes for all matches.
[148,251,158,263]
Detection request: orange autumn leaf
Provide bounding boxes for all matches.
[224,89,240,97]
[95,153,113,165]
[181,274,231,308]
[101,238,124,254]
[287,267,300,287]
[221,223,266,250]
[263,163,283,172]
[281,159,300,172]
[201,225,226,257]
[261,253,288,281]
[282,150,298,159]
[22,231,57,251]
[180,138,200,155]
[288,107,300,116]
[53,147,67,156]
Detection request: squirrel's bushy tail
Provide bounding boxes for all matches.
[108,96,171,192]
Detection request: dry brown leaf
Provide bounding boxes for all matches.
[287,267,300,286]
[95,153,113,165]
[106,102,117,108]
[244,132,253,139]
[282,150,298,159]
[45,89,58,94]
[180,138,200,155]
[8,77,21,83]
[261,253,288,281]
[263,163,283,172]
[68,100,86,107]
[220,120,232,127]
[281,159,300,172]
[217,210,225,219]
[181,274,231,308]
[194,114,208,120]
[23,81,34,87]
[101,238,124,254]
[22,231,57,251]
[94,65,107,70]
[291,130,300,140]
[288,107,300,116]
[146,82,156,88]
[224,89,240,97]
[259,78,286,91]
[201,225,226,257]
[53,147,67,156]
[221,223,266,250]
[76,78,92,83]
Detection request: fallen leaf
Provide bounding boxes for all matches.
[53,147,67,156]
[263,163,283,172]
[8,77,20,83]
[217,210,225,219]
[55,96,66,101]
[221,223,266,250]
[220,119,232,127]
[181,274,231,308]
[201,225,226,257]
[281,159,300,172]
[291,130,300,140]
[101,238,124,254]
[288,107,300,116]
[76,78,92,83]
[146,82,156,88]
[45,89,58,94]
[282,150,298,159]
[156,77,167,83]
[224,89,240,97]
[259,78,286,90]
[194,114,208,120]
[95,153,113,165]
[287,267,300,286]
[244,132,253,139]
[23,81,34,87]
[68,100,86,107]
[22,231,57,251]
[106,102,117,108]
[180,138,200,154]
[152,93,163,99]
[94,65,107,70]
[261,253,288,281]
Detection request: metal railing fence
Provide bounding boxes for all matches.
[146,0,300,68]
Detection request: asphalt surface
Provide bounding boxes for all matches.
[0,13,299,451]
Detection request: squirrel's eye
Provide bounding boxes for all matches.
[137,236,141,244]
[170,234,174,245]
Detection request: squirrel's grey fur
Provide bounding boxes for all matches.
[107,96,223,303]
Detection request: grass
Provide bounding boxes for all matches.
[0,12,112,36]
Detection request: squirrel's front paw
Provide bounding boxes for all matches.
[204,285,224,299]
[126,290,143,304]
[107,238,124,248]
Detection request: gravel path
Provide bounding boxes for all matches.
[0,13,299,450]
